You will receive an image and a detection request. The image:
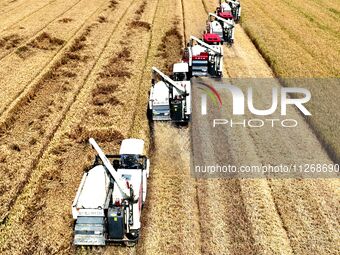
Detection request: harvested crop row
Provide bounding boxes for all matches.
[0,0,107,116]
[129,0,203,254]
[181,0,207,41]
[268,179,339,254]
[240,0,340,163]
[231,74,339,254]
[0,0,131,225]
[0,0,159,253]
[181,0,273,254]
[138,123,202,255]
[130,0,185,141]
[223,24,274,78]
[0,0,58,32]
[0,0,82,60]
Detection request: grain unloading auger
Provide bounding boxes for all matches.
[72,138,150,246]
[148,65,191,123]
[207,13,235,45]
[183,36,223,78]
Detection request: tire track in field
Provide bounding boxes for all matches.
[93,3,162,253]
[127,0,160,138]
[0,0,46,14]
[0,0,59,33]
[0,0,157,253]
[128,1,202,254]
[0,0,107,118]
[0,0,28,13]
[138,123,202,255]
[0,0,83,61]
[310,0,340,16]
[0,0,125,224]
[183,0,259,254]
[179,0,187,46]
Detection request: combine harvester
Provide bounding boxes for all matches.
[216,0,234,20]
[183,35,223,78]
[206,13,235,45]
[148,65,191,123]
[148,34,224,123]
[218,0,241,22]
[72,138,150,246]
[148,33,224,123]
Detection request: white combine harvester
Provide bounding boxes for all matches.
[207,13,235,45]
[72,138,150,246]
[183,35,223,77]
[148,65,191,123]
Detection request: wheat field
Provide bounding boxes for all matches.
[0,0,339,254]
[240,0,340,163]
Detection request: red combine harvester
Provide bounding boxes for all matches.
[216,1,234,20]
[183,35,223,78]
[206,13,235,45]
[218,0,242,22]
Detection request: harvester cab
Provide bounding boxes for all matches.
[148,65,191,123]
[207,13,235,45]
[202,33,222,45]
[172,62,189,81]
[72,138,150,247]
[183,35,223,78]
